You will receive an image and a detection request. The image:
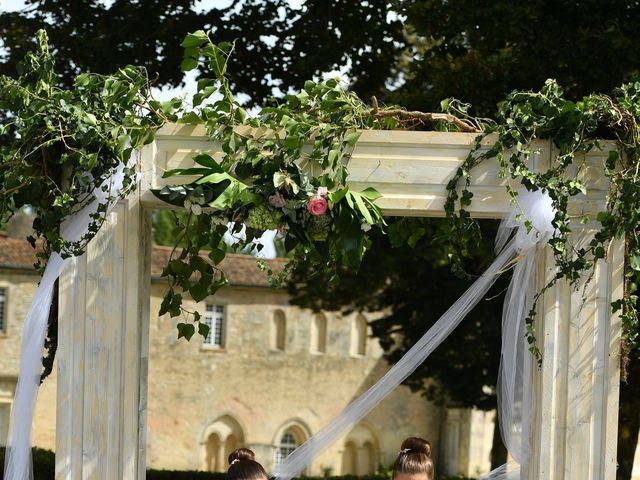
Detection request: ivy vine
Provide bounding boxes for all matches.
[0,30,163,267]
[2,29,640,365]
[443,80,640,359]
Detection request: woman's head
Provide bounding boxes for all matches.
[227,448,268,480]
[392,437,434,480]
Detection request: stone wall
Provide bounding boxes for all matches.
[0,255,493,477]
[0,268,57,450]
[146,282,441,474]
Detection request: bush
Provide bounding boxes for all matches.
[147,470,227,480]
[0,448,474,480]
[0,447,55,480]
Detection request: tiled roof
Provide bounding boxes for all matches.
[0,236,42,271]
[0,236,287,288]
[150,245,287,287]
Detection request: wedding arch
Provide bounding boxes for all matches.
[1,30,629,480]
[44,125,620,479]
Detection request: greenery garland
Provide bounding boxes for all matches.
[443,80,640,358]
[2,29,640,361]
[0,30,164,266]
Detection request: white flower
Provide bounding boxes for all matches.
[361,222,372,232]
[191,204,202,216]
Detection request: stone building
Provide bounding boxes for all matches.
[0,234,494,476]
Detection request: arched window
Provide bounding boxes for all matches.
[271,310,286,351]
[342,423,379,475]
[274,423,309,471]
[350,314,367,356]
[205,433,221,472]
[342,441,357,475]
[225,434,240,461]
[275,431,298,466]
[362,441,376,474]
[310,313,327,354]
[201,415,245,472]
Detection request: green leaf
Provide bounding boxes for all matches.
[352,192,374,224]
[84,112,97,125]
[192,153,222,170]
[208,248,226,264]
[329,187,349,204]
[181,31,208,48]
[273,171,286,188]
[359,187,382,201]
[189,283,210,302]
[198,322,210,339]
[345,132,361,147]
[181,55,198,72]
[161,167,214,178]
[327,149,340,166]
[177,322,196,341]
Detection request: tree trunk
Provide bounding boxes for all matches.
[617,369,640,480]
[490,411,508,469]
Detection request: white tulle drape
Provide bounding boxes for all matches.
[275,191,555,480]
[477,191,555,480]
[3,153,136,480]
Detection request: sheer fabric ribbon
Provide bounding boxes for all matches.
[3,153,136,480]
[276,191,555,480]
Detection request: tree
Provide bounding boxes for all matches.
[287,218,511,467]
[0,0,402,105]
[618,345,640,480]
[390,0,640,117]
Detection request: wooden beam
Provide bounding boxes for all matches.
[140,124,614,218]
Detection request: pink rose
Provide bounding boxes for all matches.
[308,196,328,216]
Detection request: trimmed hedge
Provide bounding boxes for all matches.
[147,470,227,479]
[145,473,474,480]
[0,448,474,480]
[0,447,55,480]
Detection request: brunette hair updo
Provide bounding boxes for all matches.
[392,437,434,480]
[227,448,268,480]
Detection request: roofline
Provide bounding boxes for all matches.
[0,267,284,291]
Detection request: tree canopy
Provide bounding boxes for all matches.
[288,219,506,411]
[4,1,640,116]
[0,0,401,106]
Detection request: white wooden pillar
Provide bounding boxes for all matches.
[56,192,151,480]
[529,228,623,480]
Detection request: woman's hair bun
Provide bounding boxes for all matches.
[400,437,432,458]
[228,447,256,465]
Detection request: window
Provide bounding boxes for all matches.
[271,310,286,351]
[203,304,225,348]
[342,424,379,475]
[204,433,221,472]
[202,415,245,472]
[350,314,367,356]
[0,287,6,334]
[444,418,460,475]
[310,313,327,354]
[274,431,298,467]
[342,441,357,475]
[0,403,9,447]
[273,424,309,472]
